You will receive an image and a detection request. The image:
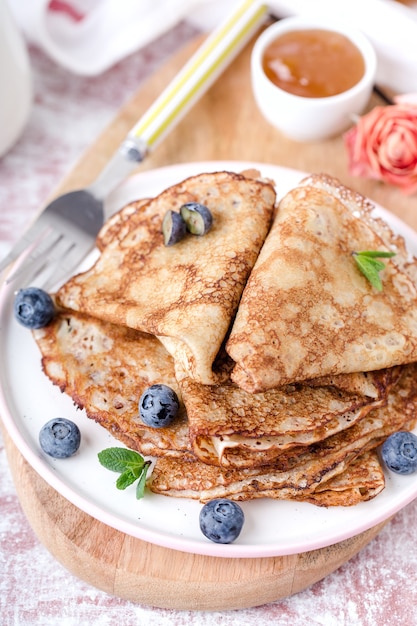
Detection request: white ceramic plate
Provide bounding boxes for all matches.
[2,161,417,559]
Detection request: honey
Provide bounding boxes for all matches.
[262,29,365,98]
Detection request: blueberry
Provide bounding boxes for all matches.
[14,287,55,329]
[381,431,417,475]
[199,498,244,544]
[39,418,81,459]
[162,210,187,246]
[139,384,180,428]
[180,202,213,236]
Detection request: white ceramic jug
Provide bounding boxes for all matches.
[0,0,32,157]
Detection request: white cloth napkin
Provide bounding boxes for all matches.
[7,0,417,94]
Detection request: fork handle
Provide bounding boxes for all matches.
[89,0,267,200]
[128,0,267,153]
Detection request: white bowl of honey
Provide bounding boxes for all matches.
[251,17,377,142]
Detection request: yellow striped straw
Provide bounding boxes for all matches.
[129,0,267,150]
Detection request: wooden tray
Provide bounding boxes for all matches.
[2,32,414,611]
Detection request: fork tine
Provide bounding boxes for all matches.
[0,236,39,275]
[40,237,97,292]
[42,244,79,291]
[19,229,61,267]
[6,230,63,286]
[13,235,86,292]
[53,239,95,275]
[39,240,81,292]
[4,221,96,291]
[0,219,54,276]
[10,257,49,289]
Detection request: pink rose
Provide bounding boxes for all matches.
[344,101,417,195]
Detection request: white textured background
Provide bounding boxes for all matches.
[2,19,417,626]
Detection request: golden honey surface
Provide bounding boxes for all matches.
[262,29,365,98]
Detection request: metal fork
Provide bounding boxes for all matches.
[0,0,267,291]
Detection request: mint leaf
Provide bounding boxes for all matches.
[98,447,151,499]
[354,255,383,291]
[136,465,150,500]
[353,250,396,291]
[116,469,138,490]
[98,447,144,473]
[354,250,396,259]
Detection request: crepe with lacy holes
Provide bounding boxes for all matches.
[34,308,399,478]
[227,174,417,393]
[149,364,417,503]
[95,198,150,252]
[176,352,400,468]
[149,450,385,506]
[293,452,385,507]
[56,171,276,384]
[177,357,398,469]
[32,310,192,459]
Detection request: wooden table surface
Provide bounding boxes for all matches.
[2,17,417,626]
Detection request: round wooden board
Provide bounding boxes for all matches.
[3,429,389,611]
[2,31,412,611]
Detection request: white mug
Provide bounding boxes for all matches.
[0,0,32,157]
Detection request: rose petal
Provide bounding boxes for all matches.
[379,130,413,170]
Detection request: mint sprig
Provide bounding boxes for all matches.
[98,447,151,499]
[352,250,396,292]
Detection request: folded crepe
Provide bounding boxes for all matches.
[56,171,276,384]
[149,364,417,503]
[177,357,397,468]
[227,173,417,392]
[149,450,385,506]
[34,308,397,478]
[33,311,192,459]
[32,287,417,509]
[294,452,385,507]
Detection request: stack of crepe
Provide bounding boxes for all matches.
[33,170,417,506]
